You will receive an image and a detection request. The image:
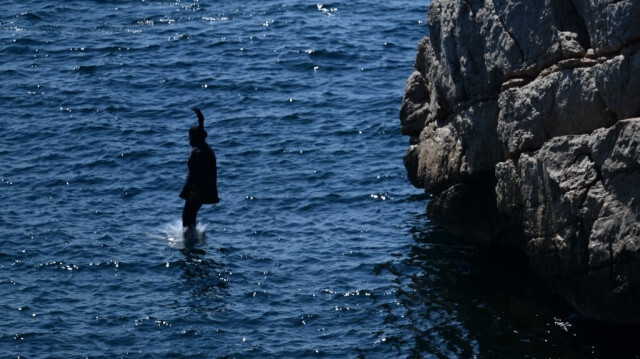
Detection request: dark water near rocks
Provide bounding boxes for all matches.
[1,1,639,358]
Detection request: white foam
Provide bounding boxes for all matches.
[156,219,207,249]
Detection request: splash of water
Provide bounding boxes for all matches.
[157,219,207,249]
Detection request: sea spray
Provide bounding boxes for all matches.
[161,219,207,249]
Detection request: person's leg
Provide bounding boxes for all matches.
[182,196,202,229]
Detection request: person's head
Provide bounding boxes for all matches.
[188,108,208,146]
[189,125,207,146]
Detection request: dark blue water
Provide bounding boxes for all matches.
[2,1,639,358]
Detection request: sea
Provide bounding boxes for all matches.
[1,1,639,358]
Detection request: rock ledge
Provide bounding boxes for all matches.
[401,0,640,323]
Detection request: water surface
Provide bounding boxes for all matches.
[1,1,639,357]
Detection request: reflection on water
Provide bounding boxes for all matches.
[173,229,232,317]
[180,251,230,299]
[172,252,232,321]
[384,214,640,358]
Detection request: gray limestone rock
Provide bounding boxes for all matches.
[497,66,615,158]
[594,50,640,120]
[572,0,640,55]
[400,71,430,137]
[401,0,640,323]
[404,101,502,193]
[495,119,640,322]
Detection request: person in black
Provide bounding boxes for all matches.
[180,108,220,233]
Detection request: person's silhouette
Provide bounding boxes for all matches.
[180,108,220,235]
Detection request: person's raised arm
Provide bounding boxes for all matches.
[192,108,205,129]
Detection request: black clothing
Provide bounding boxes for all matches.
[180,143,219,228]
[182,192,203,230]
[180,143,219,204]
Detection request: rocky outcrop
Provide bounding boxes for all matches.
[401,0,640,323]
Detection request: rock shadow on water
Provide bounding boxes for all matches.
[384,218,640,358]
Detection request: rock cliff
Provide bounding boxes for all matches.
[401,0,640,323]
